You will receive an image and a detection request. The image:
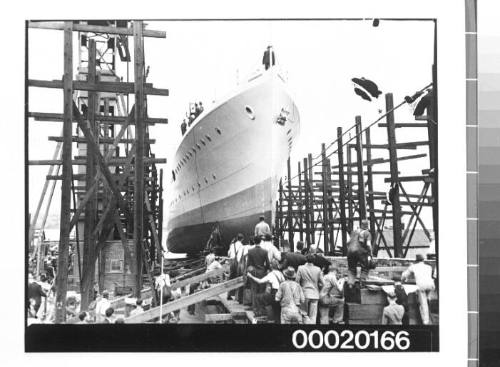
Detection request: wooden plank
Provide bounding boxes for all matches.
[287,158,294,251]
[28,21,166,38]
[28,141,62,244]
[48,136,156,144]
[347,303,385,320]
[321,144,329,253]
[125,276,245,323]
[384,175,433,183]
[133,21,145,296]
[337,127,348,255]
[364,127,377,249]
[54,22,73,323]
[385,93,403,258]
[355,116,367,222]
[205,313,234,323]
[377,123,428,128]
[145,196,163,259]
[171,266,227,290]
[80,39,98,311]
[29,158,166,165]
[30,111,167,124]
[29,79,169,96]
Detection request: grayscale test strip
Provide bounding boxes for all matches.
[465,1,479,366]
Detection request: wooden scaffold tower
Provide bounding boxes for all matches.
[27,20,169,323]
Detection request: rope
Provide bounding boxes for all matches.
[283,82,433,184]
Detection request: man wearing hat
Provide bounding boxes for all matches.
[402,254,435,324]
[275,267,305,324]
[319,264,345,324]
[347,219,373,287]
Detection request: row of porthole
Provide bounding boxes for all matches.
[170,173,217,206]
[173,127,223,176]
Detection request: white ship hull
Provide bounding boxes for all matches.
[167,69,300,253]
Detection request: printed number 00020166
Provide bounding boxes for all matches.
[292,329,411,351]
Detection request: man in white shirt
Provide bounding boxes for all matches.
[260,233,281,264]
[95,290,111,323]
[254,215,271,237]
[227,234,244,300]
[402,254,435,325]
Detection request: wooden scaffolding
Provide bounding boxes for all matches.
[275,88,438,259]
[27,20,168,322]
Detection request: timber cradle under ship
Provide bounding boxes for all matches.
[167,55,300,254]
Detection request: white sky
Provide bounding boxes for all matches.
[28,19,435,231]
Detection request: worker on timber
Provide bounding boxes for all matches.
[275,267,305,324]
[262,45,276,70]
[181,120,187,135]
[198,101,204,114]
[255,215,271,237]
[402,254,435,325]
[319,264,345,324]
[188,113,195,126]
[296,254,324,324]
[346,219,374,287]
[247,236,271,312]
[381,292,405,325]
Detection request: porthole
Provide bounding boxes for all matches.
[198,182,201,187]
[245,105,256,120]
[192,148,196,154]
[200,139,206,146]
[212,173,217,180]
[215,127,222,135]
[196,144,201,150]
[205,134,212,142]
[204,177,208,184]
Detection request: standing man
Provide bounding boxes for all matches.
[347,219,374,287]
[261,233,281,264]
[296,254,324,324]
[95,290,111,323]
[255,215,271,237]
[275,267,304,324]
[319,264,345,324]
[28,273,47,317]
[402,254,435,325]
[227,234,244,300]
[381,292,405,325]
[262,45,276,70]
[393,275,410,325]
[247,236,270,312]
[180,119,187,135]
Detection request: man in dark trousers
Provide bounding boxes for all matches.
[262,46,276,70]
[247,236,270,313]
[347,219,373,287]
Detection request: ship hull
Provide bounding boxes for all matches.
[167,69,300,254]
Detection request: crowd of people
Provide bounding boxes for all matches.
[222,216,436,325]
[180,101,204,136]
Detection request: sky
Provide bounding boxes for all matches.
[27,19,435,237]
